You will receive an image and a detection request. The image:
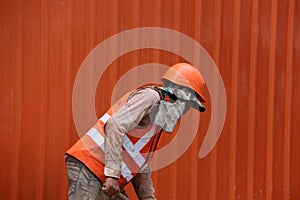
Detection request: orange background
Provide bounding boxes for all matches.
[1,0,299,199]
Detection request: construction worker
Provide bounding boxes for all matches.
[65,63,206,200]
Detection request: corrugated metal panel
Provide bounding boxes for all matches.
[0,0,299,199]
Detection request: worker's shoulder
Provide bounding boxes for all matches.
[129,87,161,103]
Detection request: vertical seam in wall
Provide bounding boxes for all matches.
[173,1,181,198]
[64,0,73,198]
[229,0,240,198]
[13,0,24,199]
[212,0,222,199]
[67,0,73,146]
[192,0,202,199]
[283,0,294,199]
[247,0,258,199]
[40,0,49,199]
[266,0,278,199]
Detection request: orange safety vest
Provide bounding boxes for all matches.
[66,88,163,188]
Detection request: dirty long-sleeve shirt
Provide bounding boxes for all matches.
[104,87,160,198]
[104,88,160,178]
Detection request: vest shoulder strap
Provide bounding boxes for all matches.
[149,86,177,102]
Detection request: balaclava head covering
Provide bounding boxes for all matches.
[153,83,204,133]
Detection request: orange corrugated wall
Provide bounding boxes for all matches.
[0,0,299,199]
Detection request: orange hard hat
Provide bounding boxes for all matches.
[161,63,206,103]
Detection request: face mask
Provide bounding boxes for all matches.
[153,99,186,133]
[153,83,205,132]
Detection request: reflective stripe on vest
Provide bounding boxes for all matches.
[86,113,159,182]
[86,127,133,182]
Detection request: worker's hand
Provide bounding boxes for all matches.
[102,177,120,197]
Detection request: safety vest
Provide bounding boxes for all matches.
[66,88,163,188]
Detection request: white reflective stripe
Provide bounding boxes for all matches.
[98,113,158,163]
[86,127,133,181]
[99,113,157,153]
[87,117,160,182]
[87,128,105,149]
[100,113,111,123]
[123,136,145,167]
[121,162,133,181]
[134,125,158,151]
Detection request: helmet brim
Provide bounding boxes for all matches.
[191,98,206,112]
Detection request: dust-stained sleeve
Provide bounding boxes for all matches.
[104,88,160,179]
